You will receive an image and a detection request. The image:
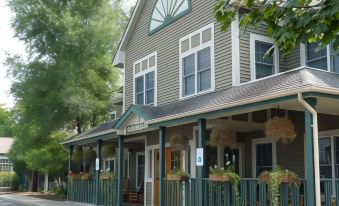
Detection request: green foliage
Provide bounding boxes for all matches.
[102,143,115,159]
[100,171,116,180]
[0,172,19,190]
[0,106,14,137]
[83,148,96,163]
[71,146,83,163]
[215,0,339,55]
[259,166,299,206]
[168,168,189,177]
[6,0,128,179]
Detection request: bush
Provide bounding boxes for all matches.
[0,172,19,190]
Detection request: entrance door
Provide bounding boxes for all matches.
[154,148,175,206]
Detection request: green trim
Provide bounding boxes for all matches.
[149,95,297,128]
[113,105,153,129]
[148,0,192,35]
[64,132,116,146]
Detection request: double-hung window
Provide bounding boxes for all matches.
[252,138,277,177]
[179,23,215,98]
[306,42,339,73]
[133,52,157,106]
[250,34,279,80]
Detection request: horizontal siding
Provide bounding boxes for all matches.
[125,0,232,108]
[280,46,301,72]
[146,182,152,205]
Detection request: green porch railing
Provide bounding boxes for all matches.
[67,178,118,205]
[164,178,305,206]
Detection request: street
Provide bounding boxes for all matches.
[0,198,25,206]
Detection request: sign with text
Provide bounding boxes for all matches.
[95,158,99,171]
[196,148,204,166]
[126,123,147,134]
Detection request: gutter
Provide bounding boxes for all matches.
[297,93,321,206]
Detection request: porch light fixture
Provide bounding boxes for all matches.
[169,134,189,151]
[209,127,238,149]
[264,117,297,144]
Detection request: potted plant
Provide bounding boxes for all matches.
[71,146,83,163]
[259,167,299,206]
[102,143,115,159]
[210,127,238,149]
[81,172,93,180]
[169,134,189,151]
[265,117,297,144]
[167,168,189,181]
[83,148,96,163]
[100,171,116,180]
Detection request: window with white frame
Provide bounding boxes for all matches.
[306,42,339,73]
[250,34,279,80]
[179,23,215,98]
[252,138,277,177]
[133,52,157,106]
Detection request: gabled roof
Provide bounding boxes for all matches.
[113,0,145,67]
[124,67,339,127]
[113,104,154,129]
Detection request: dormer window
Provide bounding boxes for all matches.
[149,0,192,34]
[133,52,157,106]
[179,23,215,99]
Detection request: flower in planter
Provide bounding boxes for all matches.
[81,172,93,180]
[265,117,297,144]
[169,134,189,151]
[167,168,189,181]
[210,127,238,149]
[100,172,116,180]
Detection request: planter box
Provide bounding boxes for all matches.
[279,175,297,183]
[259,175,270,183]
[209,175,232,182]
[167,175,188,181]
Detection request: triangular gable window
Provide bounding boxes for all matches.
[149,0,191,34]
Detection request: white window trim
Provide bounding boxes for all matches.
[136,152,145,188]
[179,23,215,99]
[109,111,117,120]
[250,33,279,81]
[252,137,277,178]
[301,43,334,72]
[231,12,240,86]
[317,129,339,195]
[133,52,158,106]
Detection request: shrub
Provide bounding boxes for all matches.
[0,172,19,190]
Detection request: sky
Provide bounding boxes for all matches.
[0,0,137,109]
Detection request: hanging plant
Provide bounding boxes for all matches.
[169,134,189,151]
[102,143,116,159]
[210,127,238,149]
[71,146,83,163]
[265,117,297,144]
[83,148,96,163]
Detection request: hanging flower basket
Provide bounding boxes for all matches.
[210,127,238,149]
[265,117,297,144]
[170,134,189,151]
[71,146,83,163]
[83,148,96,163]
[102,143,115,159]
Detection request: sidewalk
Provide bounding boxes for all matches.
[0,194,94,206]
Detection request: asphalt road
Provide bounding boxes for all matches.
[0,198,25,206]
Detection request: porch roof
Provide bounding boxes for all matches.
[142,67,339,127]
[62,119,119,146]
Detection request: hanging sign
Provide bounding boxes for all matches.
[95,158,99,171]
[196,148,204,166]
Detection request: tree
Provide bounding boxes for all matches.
[215,0,339,55]
[0,106,13,137]
[6,0,128,182]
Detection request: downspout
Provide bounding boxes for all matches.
[297,93,321,206]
